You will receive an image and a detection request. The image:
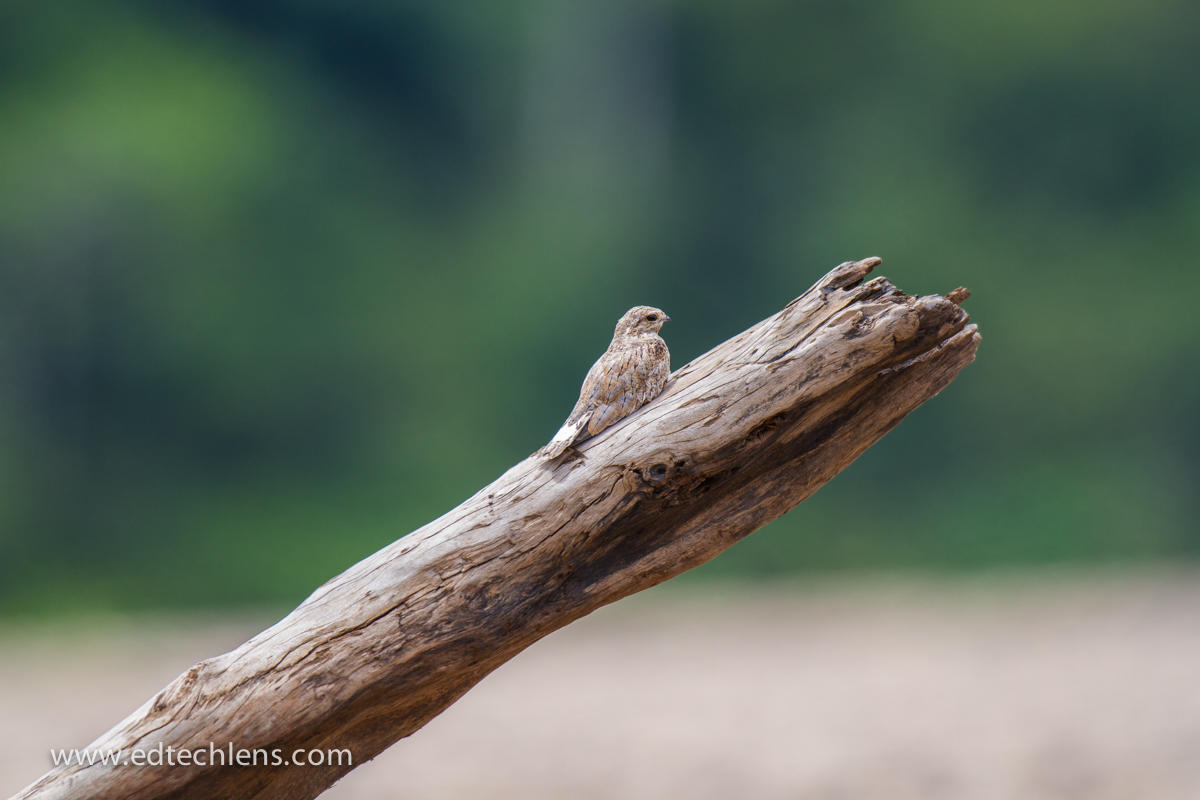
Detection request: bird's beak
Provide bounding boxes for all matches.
[663,313,671,322]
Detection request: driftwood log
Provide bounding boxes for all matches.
[15,258,979,800]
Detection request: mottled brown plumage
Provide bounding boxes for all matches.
[543,305,671,458]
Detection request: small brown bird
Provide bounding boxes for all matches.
[543,305,671,458]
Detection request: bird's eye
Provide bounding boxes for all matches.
[646,314,658,321]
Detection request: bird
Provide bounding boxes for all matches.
[542,305,671,459]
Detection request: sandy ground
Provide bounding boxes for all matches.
[3,568,1200,799]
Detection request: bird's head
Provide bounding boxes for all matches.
[615,305,670,337]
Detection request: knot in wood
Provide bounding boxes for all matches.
[645,462,671,483]
[621,457,680,495]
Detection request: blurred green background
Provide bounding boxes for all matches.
[1,0,1197,615]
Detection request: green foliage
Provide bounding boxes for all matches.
[1,0,1197,613]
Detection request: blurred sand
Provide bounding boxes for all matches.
[3,568,1200,799]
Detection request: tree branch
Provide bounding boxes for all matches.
[14,258,980,800]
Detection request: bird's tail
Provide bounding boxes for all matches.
[542,417,586,459]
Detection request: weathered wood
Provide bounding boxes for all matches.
[14,258,979,800]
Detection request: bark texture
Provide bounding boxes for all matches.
[14,258,980,800]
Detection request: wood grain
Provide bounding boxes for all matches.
[13,258,979,800]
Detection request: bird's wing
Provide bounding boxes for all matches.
[541,354,608,458]
[586,341,665,435]
[543,412,591,458]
